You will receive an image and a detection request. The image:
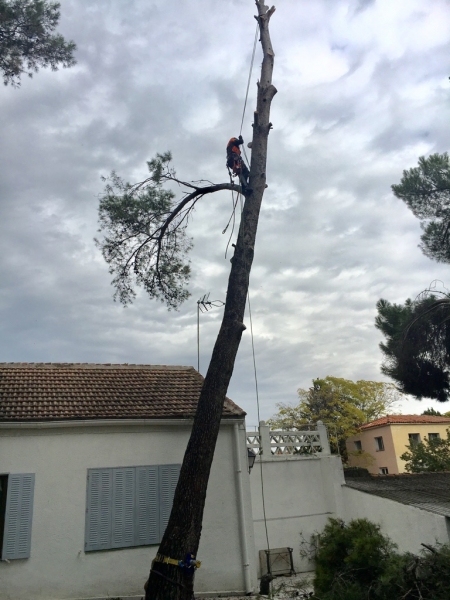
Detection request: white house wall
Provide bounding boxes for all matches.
[0,420,256,600]
[250,454,345,574]
[339,486,450,554]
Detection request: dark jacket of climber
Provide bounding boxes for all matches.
[226,135,250,185]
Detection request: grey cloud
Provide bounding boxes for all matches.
[1,0,450,427]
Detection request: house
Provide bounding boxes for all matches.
[0,363,256,600]
[5,362,447,598]
[345,415,450,475]
[341,471,450,554]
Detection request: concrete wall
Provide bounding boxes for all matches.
[249,420,450,577]
[250,453,345,574]
[0,419,256,600]
[339,485,450,553]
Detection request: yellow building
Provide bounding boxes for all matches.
[346,415,450,475]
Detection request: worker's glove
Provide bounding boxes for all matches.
[238,135,244,144]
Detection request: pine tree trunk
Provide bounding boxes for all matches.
[145,3,276,598]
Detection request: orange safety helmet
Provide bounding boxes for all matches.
[227,137,241,156]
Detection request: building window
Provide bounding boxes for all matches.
[428,433,440,441]
[408,433,421,446]
[85,464,180,552]
[354,441,362,451]
[0,473,35,560]
[375,436,384,451]
[379,467,389,475]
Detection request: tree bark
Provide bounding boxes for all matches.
[145,3,276,598]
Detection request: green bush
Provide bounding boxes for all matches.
[312,518,450,600]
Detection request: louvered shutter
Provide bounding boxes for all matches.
[85,469,112,551]
[136,466,159,545]
[159,464,180,534]
[2,473,35,560]
[111,467,135,548]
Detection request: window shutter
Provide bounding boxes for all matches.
[2,473,35,560]
[85,469,112,551]
[136,466,159,545]
[111,467,135,548]
[159,464,180,534]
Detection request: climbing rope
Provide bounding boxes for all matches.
[238,195,270,556]
[239,22,259,137]
[223,18,272,563]
[239,23,258,171]
[224,20,258,245]
[223,167,240,258]
[235,20,272,560]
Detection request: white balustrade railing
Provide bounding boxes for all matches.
[246,421,330,458]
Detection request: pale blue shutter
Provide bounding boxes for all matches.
[112,467,135,548]
[85,469,112,551]
[159,465,180,535]
[136,466,159,545]
[2,473,35,560]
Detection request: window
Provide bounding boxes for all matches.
[374,436,384,451]
[379,467,389,475]
[85,464,180,552]
[0,473,35,560]
[408,433,421,446]
[354,441,362,451]
[428,433,440,440]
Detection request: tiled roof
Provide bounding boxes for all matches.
[360,414,450,430]
[344,472,450,517]
[0,363,245,421]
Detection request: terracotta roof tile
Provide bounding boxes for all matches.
[361,414,450,430]
[0,363,245,421]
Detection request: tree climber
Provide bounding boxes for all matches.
[226,135,250,192]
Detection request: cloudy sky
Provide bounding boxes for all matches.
[1,0,450,427]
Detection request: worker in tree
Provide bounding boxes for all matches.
[226,135,250,192]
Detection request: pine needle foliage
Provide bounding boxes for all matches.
[0,0,76,86]
[95,152,193,310]
[392,153,450,264]
[375,295,450,401]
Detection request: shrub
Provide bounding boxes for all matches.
[313,518,395,599]
[312,518,450,599]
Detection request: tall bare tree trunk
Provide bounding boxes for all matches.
[145,3,276,598]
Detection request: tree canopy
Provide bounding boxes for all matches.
[374,152,450,402]
[375,294,450,402]
[400,428,450,472]
[95,152,244,310]
[268,376,400,456]
[0,0,76,86]
[392,153,450,264]
[96,153,193,309]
